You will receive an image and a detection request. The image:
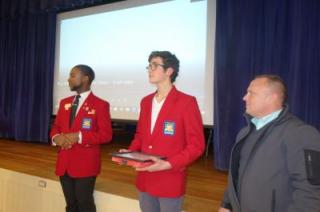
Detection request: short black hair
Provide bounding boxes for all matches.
[73,64,95,84]
[148,51,180,83]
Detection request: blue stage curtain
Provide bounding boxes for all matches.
[0,12,56,142]
[0,0,123,142]
[214,0,320,170]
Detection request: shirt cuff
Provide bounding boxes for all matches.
[51,134,59,146]
[221,202,232,210]
[78,131,82,144]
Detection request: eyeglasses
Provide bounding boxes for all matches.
[146,63,165,71]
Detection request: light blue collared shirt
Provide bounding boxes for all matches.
[251,109,282,130]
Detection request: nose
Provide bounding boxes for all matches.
[243,93,248,101]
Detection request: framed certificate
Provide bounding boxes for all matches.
[111,151,166,168]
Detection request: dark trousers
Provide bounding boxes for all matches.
[60,172,97,212]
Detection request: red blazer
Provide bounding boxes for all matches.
[129,86,205,197]
[50,92,112,177]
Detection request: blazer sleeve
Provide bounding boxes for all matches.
[285,125,320,211]
[81,101,112,145]
[128,102,144,151]
[50,100,64,143]
[167,97,205,170]
[220,186,233,210]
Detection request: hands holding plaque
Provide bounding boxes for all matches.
[111,151,171,172]
[53,133,79,149]
[135,156,172,172]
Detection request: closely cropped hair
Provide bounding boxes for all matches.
[148,51,180,83]
[74,64,95,84]
[255,74,287,104]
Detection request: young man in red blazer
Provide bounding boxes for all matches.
[50,64,112,212]
[127,51,205,212]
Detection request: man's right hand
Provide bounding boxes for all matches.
[218,207,231,212]
[117,149,131,165]
[53,135,65,146]
[53,134,72,149]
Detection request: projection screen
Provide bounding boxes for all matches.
[53,0,215,125]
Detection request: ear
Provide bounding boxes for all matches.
[165,67,174,77]
[82,75,90,84]
[267,92,278,103]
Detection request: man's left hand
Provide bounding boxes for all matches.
[63,132,79,143]
[136,157,172,172]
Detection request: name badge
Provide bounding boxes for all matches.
[82,118,92,129]
[163,121,175,136]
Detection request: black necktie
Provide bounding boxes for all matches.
[70,95,81,127]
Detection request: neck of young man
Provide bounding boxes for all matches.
[76,86,91,95]
[155,81,173,102]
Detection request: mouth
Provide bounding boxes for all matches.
[69,83,74,90]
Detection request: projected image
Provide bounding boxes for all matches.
[54,0,214,124]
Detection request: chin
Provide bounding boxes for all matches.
[149,79,157,84]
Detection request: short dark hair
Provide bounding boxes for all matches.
[255,74,287,104]
[148,51,179,83]
[73,64,95,84]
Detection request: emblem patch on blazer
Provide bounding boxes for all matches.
[88,109,96,115]
[64,103,71,110]
[82,118,92,129]
[163,121,175,136]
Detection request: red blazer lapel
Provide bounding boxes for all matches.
[151,86,178,138]
[145,94,153,137]
[71,92,94,129]
[64,96,75,129]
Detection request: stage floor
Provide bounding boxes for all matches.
[0,138,227,212]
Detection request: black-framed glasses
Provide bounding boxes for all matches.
[146,63,165,71]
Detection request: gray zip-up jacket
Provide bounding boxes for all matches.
[221,106,320,212]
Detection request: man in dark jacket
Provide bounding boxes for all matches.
[219,74,320,212]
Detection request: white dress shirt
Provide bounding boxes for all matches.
[151,96,165,133]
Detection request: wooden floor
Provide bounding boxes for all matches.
[0,138,227,212]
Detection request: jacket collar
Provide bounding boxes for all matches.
[244,104,290,126]
[148,86,179,137]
